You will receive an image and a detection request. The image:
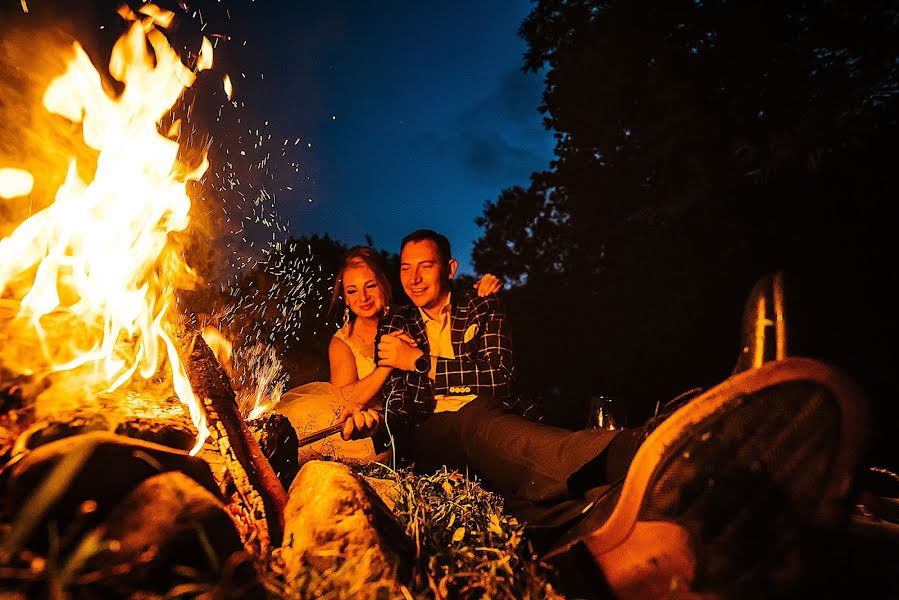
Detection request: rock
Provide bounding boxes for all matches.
[0,431,220,551]
[279,461,413,594]
[82,471,264,598]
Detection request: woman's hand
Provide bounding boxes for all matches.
[473,273,502,297]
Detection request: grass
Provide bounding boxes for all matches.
[258,462,564,600]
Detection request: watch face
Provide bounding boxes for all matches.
[415,355,429,373]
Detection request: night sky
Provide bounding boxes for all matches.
[210,0,554,274]
[1,0,553,274]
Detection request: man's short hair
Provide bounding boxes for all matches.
[401,229,452,267]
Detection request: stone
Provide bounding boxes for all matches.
[82,471,264,598]
[0,431,220,551]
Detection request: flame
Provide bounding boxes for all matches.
[202,324,235,377]
[0,6,213,452]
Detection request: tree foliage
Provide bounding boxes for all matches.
[474,0,899,440]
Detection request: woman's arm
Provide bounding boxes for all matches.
[329,334,392,412]
[328,336,359,388]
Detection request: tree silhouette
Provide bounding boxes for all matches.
[474,0,898,462]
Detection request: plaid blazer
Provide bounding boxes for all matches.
[378,289,515,431]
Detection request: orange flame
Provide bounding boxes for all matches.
[223,74,233,100]
[202,324,235,378]
[0,6,214,452]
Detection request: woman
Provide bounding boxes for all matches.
[275,246,499,465]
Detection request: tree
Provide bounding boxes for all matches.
[474,0,899,449]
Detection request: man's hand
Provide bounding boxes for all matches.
[473,273,502,296]
[341,407,383,441]
[378,332,422,371]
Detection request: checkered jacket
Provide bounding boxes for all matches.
[378,289,515,431]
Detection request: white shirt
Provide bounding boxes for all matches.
[419,294,477,412]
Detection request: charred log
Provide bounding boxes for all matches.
[9,391,197,457]
[175,330,287,552]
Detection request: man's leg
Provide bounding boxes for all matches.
[411,396,624,518]
[547,357,869,599]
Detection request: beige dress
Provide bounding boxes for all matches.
[275,323,391,465]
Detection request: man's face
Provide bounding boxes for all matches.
[400,239,457,311]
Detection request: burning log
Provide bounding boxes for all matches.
[10,390,197,456]
[175,329,288,552]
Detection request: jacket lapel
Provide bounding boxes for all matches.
[407,309,430,355]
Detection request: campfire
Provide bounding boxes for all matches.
[0,5,561,599]
[0,3,211,448]
[0,0,294,589]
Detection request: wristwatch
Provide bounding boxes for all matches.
[414,353,430,374]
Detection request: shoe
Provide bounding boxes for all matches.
[547,357,869,599]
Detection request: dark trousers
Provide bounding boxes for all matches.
[409,395,636,528]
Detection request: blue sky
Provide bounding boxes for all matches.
[219,1,555,274]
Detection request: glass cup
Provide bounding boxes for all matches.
[586,395,622,431]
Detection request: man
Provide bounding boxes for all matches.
[375,230,642,516]
[374,229,870,597]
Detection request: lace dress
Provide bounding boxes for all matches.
[274,322,391,465]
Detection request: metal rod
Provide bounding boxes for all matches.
[296,421,345,448]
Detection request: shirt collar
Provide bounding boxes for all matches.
[419,292,452,324]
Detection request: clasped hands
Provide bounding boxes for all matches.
[377,330,422,372]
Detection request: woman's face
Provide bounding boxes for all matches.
[342,265,385,319]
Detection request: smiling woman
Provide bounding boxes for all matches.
[274,246,395,466]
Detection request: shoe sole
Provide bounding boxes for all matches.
[585,357,869,598]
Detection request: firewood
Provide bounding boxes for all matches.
[10,390,197,458]
[249,411,300,492]
[175,329,287,553]
[0,431,220,553]
[279,460,413,595]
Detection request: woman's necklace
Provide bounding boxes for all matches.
[352,319,378,351]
